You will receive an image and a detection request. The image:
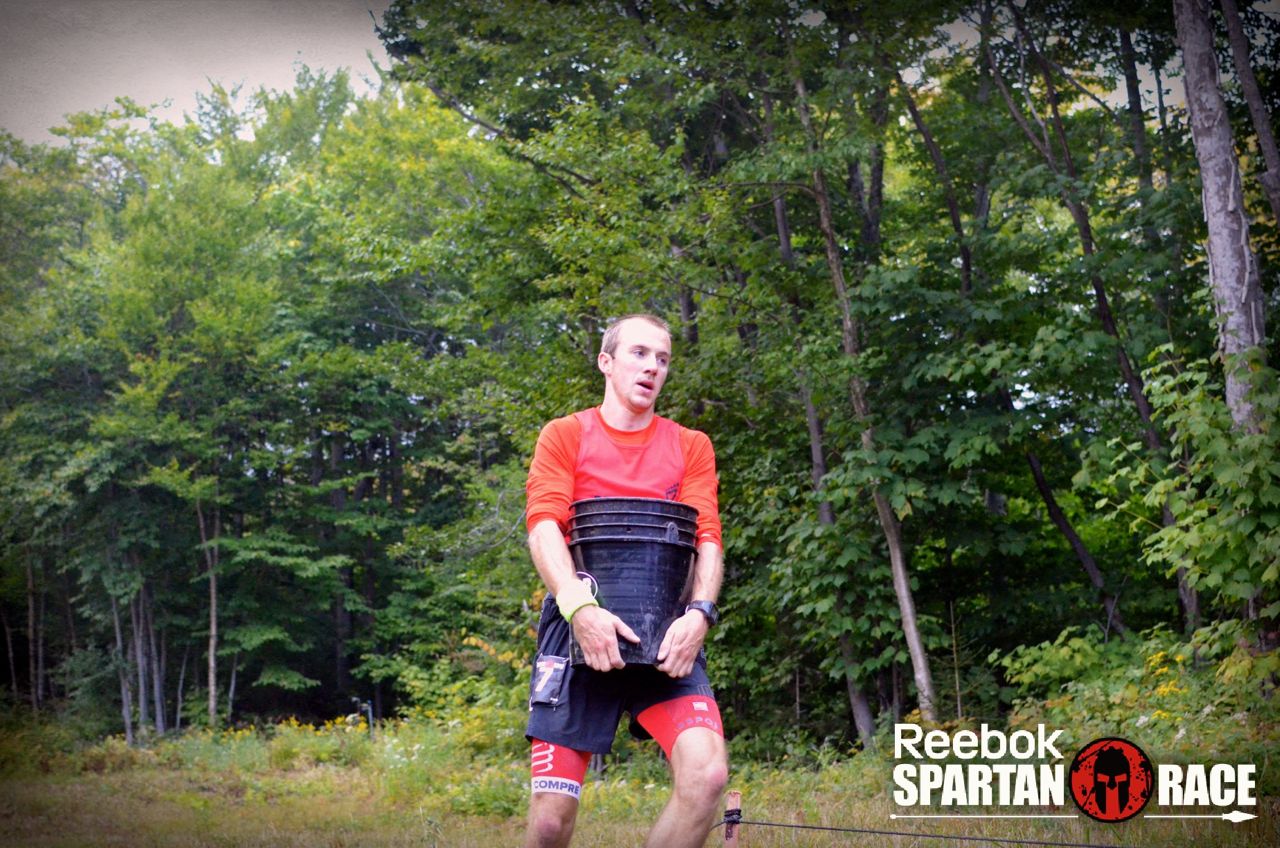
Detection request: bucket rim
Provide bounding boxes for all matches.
[569,520,695,530]
[568,536,697,552]
[570,496,696,512]
[569,514,696,527]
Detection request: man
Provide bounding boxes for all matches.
[523,314,728,848]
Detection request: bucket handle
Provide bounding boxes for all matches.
[665,521,679,543]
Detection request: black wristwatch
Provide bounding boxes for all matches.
[685,600,719,627]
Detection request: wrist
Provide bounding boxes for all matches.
[685,600,719,627]
[565,599,599,623]
[556,578,599,624]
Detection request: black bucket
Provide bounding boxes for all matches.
[569,511,697,533]
[566,497,697,665]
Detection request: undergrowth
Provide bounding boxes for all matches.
[0,624,1275,846]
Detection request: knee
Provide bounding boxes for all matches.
[675,753,729,809]
[527,799,576,847]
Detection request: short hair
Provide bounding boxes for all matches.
[600,313,671,357]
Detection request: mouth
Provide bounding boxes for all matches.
[637,380,655,392]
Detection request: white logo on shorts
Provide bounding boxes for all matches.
[531,741,556,774]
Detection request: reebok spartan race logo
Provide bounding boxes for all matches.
[893,724,1258,825]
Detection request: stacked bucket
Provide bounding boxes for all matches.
[566,497,697,665]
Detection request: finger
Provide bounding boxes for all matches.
[656,630,674,662]
[586,645,605,672]
[672,652,694,678]
[616,618,641,644]
[603,633,625,669]
[656,640,681,675]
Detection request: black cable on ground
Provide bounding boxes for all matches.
[713,815,1125,848]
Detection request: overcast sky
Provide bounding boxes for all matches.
[0,0,392,144]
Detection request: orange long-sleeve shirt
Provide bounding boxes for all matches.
[525,408,722,548]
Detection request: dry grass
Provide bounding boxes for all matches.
[0,766,1276,848]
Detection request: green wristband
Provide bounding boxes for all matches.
[560,597,599,624]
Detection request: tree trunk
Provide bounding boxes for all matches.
[35,576,46,704]
[767,84,879,743]
[196,498,220,727]
[110,593,134,745]
[793,69,938,722]
[800,375,877,747]
[130,592,149,729]
[1118,30,1155,194]
[26,558,37,713]
[1175,0,1269,433]
[226,651,239,721]
[175,644,189,732]
[62,571,78,654]
[950,600,963,720]
[838,633,877,745]
[331,433,352,696]
[146,586,166,733]
[1022,439,1127,635]
[207,556,217,727]
[1218,0,1280,222]
[1,609,17,699]
[893,69,972,295]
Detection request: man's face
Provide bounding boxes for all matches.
[599,319,672,414]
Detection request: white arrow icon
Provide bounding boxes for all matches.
[1144,810,1256,823]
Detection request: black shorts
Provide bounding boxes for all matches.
[525,596,716,755]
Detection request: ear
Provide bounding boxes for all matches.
[597,351,612,375]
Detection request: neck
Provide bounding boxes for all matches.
[598,395,655,431]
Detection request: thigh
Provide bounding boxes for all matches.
[530,738,591,800]
[633,693,724,758]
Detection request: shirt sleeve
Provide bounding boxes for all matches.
[525,415,581,533]
[679,428,722,548]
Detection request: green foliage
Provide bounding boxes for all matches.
[0,710,83,776]
[1101,353,1280,622]
[2,1,1278,775]
[995,624,1280,791]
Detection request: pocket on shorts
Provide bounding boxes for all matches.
[530,654,570,706]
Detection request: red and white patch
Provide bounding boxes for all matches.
[530,740,589,800]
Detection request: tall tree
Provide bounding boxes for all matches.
[1174,0,1269,433]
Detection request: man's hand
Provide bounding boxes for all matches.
[571,605,640,671]
[655,611,709,678]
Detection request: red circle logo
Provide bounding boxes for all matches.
[1069,737,1153,822]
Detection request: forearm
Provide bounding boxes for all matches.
[527,519,579,596]
[688,541,723,604]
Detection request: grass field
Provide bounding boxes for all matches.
[0,715,1276,847]
[1,758,1277,847]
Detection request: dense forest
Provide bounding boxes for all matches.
[1,0,1277,765]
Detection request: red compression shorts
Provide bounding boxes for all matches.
[529,694,723,797]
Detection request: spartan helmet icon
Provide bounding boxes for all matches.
[1094,746,1131,814]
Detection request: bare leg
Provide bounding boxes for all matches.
[525,792,580,848]
[644,728,729,848]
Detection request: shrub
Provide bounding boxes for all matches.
[993,624,1280,792]
[77,735,156,773]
